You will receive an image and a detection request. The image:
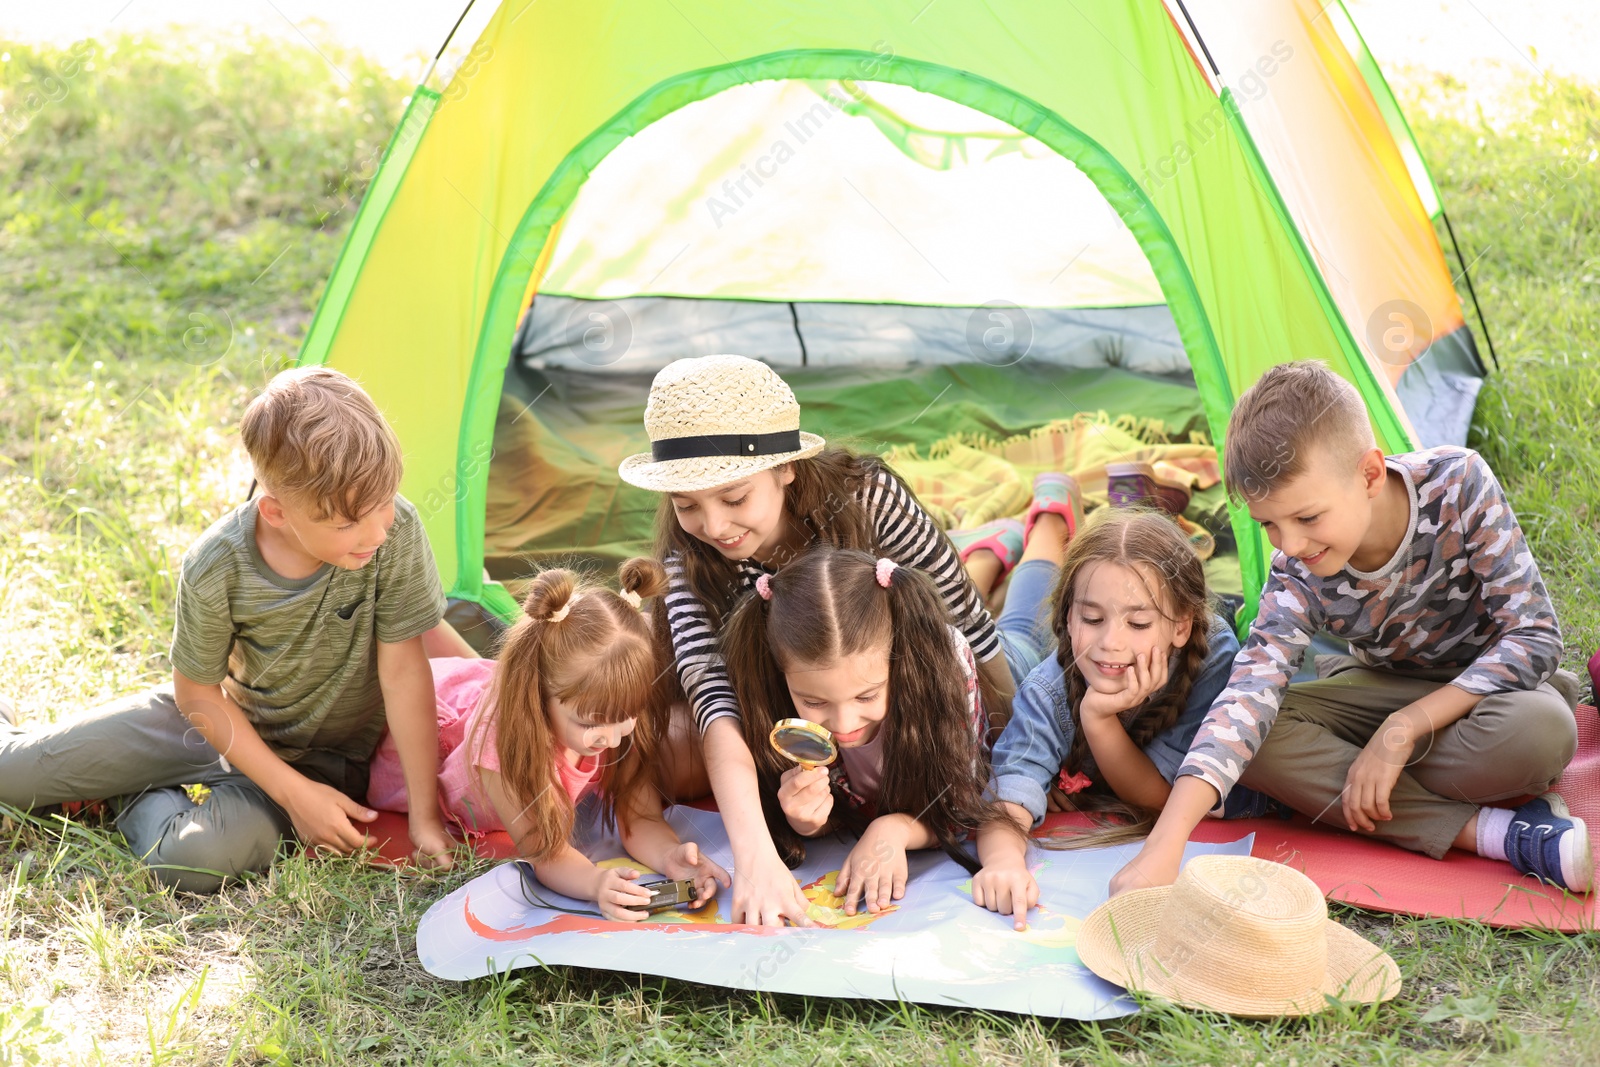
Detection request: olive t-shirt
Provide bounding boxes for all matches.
[169,494,446,761]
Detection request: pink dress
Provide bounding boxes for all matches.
[367,657,600,832]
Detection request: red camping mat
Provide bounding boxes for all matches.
[369,705,1600,931]
[365,796,720,867]
[1182,701,1600,931]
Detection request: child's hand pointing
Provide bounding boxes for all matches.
[971,861,1039,931]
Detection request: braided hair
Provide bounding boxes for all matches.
[1044,510,1212,849]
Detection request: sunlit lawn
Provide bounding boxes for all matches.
[2,34,1598,1067]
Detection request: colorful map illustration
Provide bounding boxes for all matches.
[418,806,1252,1019]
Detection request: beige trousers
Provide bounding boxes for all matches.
[1238,657,1580,859]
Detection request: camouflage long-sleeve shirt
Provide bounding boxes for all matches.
[1180,447,1562,799]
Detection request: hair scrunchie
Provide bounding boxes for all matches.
[547,594,581,623]
[875,557,898,588]
[618,588,642,610]
[755,573,774,601]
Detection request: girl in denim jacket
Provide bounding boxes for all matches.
[972,510,1270,929]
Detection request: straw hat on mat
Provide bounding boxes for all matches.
[1078,855,1401,1017]
[617,355,826,493]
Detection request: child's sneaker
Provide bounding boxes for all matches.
[1504,793,1593,892]
[949,518,1025,578]
[1175,515,1216,561]
[1024,472,1083,545]
[1106,460,1192,515]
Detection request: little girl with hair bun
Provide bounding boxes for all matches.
[368,558,728,920]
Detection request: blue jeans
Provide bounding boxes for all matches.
[996,559,1058,686]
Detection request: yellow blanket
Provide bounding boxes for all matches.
[884,412,1219,530]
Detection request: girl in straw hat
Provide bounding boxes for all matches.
[369,560,728,920]
[974,511,1275,929]
[720,546,1025,916]
[618,354,1075,925]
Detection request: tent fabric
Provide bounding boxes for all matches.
[535,79,1166,309]
[295,0,1482,630]
[1328,0,1445,222]
[1392,324,1486,449]
[516,295,1194,376]
[1185,0,1464,388]
[483,361,1223,575]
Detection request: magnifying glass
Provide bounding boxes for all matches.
[768,718,838,769]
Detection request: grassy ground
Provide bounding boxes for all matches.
[2,34,1599,1067]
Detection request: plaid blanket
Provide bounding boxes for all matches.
[884,412,1218,529]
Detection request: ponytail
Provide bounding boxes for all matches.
[873,557,1015,874]
[726,545,1022,870]
[619,556,668,609]
[468,563,666,861]
[723,576,814,867]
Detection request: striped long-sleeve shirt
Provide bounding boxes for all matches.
[1179,447,1563,799]
[666,465,1002,735]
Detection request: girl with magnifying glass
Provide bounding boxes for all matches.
[620,355,1074,927]
[720,546,1025,917]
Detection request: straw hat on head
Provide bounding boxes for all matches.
[617,355,826,494]
[1078,854,1400,1017]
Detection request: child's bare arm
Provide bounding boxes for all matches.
[172,669,378,853]
[617,786,729,905]
[618,807,681,873]
[972,803,1038,929]
[1108,775,1218,895]
[376,636,454,868]
[479,767,666,920]
[1080,718,1171,810]
[704,717,814,926]
[421,619,479,659]
[530,844,655,920]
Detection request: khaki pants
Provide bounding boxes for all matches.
[1238,657,1580,859]
[0,687,369,893]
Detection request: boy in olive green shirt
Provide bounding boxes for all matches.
[0,367,457,891]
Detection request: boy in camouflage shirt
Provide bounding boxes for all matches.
[1113,361,1590,895]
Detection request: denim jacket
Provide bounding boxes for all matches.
[991,613,1269,826]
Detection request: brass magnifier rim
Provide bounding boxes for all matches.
[768,717,837,769]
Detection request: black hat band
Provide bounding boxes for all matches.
[651,430,802,462]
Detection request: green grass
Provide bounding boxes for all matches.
[2,33,1599,1067]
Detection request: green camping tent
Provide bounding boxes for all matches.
[297,0,1488,631]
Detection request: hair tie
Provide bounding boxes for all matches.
[755,573,774,601]
[875,558,898,588]
[618,588,642,610]
[547,593,581,623]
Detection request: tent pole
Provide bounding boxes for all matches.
[1440,208,1499,374]
[1173,0,1221,75]
[788,302,808,366]
[420,0,479,89]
